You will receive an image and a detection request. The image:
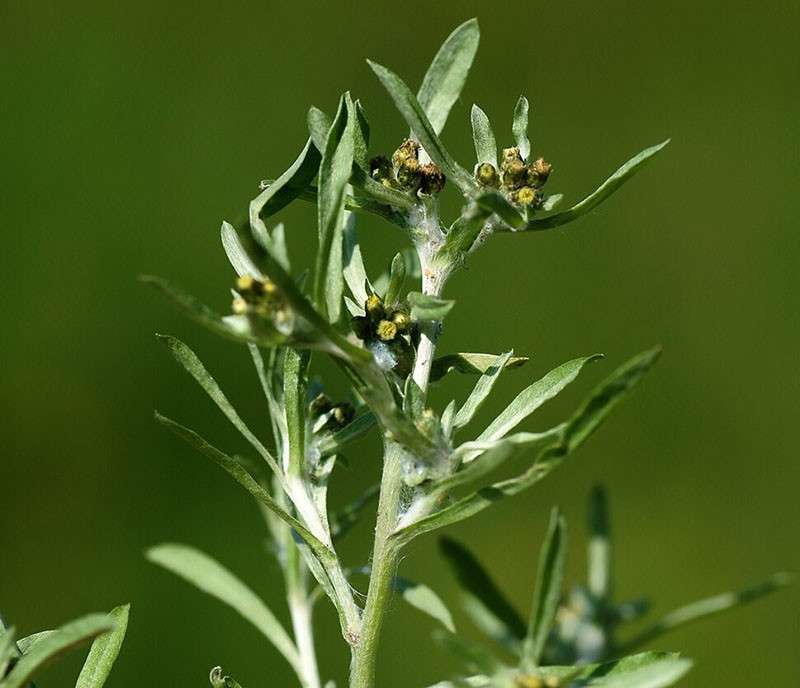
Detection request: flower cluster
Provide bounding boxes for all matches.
[370,139,446,195]
[475,146,552,210]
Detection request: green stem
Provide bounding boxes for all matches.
[286,541,322,688]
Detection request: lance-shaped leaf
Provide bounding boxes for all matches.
[283,348,310,479]
[440,537,527,642]
[515,140,670,232]
[153,412,330,556]
[539,652,692,687]
[562,346,661,453]
[417,18,480,135]
[408,291,456,321]
[15,631,56,654]
[249,138,321,226]
[0,627,18,677]
[454,351,513,430]
[221,221,261,278]
[308,106,332,152]
[587,485,612,609]
[354,100,371,169]
[140,275,286,348]
[512,96,531,161]
[475,355,602,450]
[146,544,302,678]
[471,105,497,168]
[384,252,406,306]
[315,94,356,322]
[443,202,493,257]
[343,216,372,306]
[157,334,281,476]
[430,352,529,382]
[75,604,129,688]
[617,572,794,654]
[368,60,475,191]
[522,508,568,670]
[474,190,526,230]
[3,614,116,688]
[394,577,456,633]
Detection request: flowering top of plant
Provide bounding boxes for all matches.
[138,18,789,688]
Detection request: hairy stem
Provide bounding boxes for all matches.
[286,542,322,688]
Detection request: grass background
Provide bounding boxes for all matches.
[1,1,798,685]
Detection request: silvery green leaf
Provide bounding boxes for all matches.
[315,94,356,322]
[350,164,418,212]
[317,411,377,458]
[267,222,291,271]
[283,348,310,479]
[147,544,301,677]
[441,399,457,439]
[519,140,670,232]
[439,538,527,641]
[368,60,475,192]
[384,252,406,306]
[523,508,567,670]
[373,248,421,295]
[471,105,497,168]
[393,577,456,633]
[430,353,529,383]
[75,604,129,688]
[417,18,480,135]
[153,413,332,561]
[156,335,280,476]
[16,630,55,654]
[354,99,371,169]
[140,275,286,347]
[307,106,332,153]
[512,96,531,161]
[587,485,612,607]
[343,215,372,306]
[542,193,563,212]
[478,355,602,445]
[403,376,425,419]
[618,572,794,654]
[454,351,513,431]
[474,190,526,230]
[444,203,492,256]
[408,291,455,321]
[539,652,691,687]
[0,627,17,677]
[2,614,115,688]
[249,138,321,225]
[561,347,660,454]
[221,221,260,278]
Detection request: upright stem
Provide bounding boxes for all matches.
[286,542,322,688]
[350,227,449,687]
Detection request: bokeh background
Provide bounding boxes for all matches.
[2,1,798,686]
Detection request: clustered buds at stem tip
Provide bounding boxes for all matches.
[475,146,552,211]
[370,139,446,196]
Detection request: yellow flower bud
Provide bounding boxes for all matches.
[376,319,398,342]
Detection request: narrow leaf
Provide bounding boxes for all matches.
[16,630,55,654]
[283,348,310,479]
[343,215,372,305]
[368,60,475,191]
[249,138,321,224]
[156,334,280,475]
[520,141,670,232]
[512,96,531,161]
[523,507,568,669]
[384,253,406,306]
[307,106,332,153]
[221,221,261,278]
[430,353,529,382]
[417,18,480,135]
[147,544,301,675]
[394,577,456,633]
[0,627,17,678]
[408,291,455,321]
[443,204,492,256]
[618,572,794,653]
[454,351,513,430]
[439,537,526,640]
[540,652,692,687]
[3,614,116,688]
[470,105,497,168]
[154,412,330,556]
[354,100,371,169]
[563,347,661,453]
[317,411,377,458]
[478,355,602,446]
[315,94,356,321]
[474,190,526,230]
[75,604,130,688]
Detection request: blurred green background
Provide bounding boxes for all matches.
[2,1,798,685]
